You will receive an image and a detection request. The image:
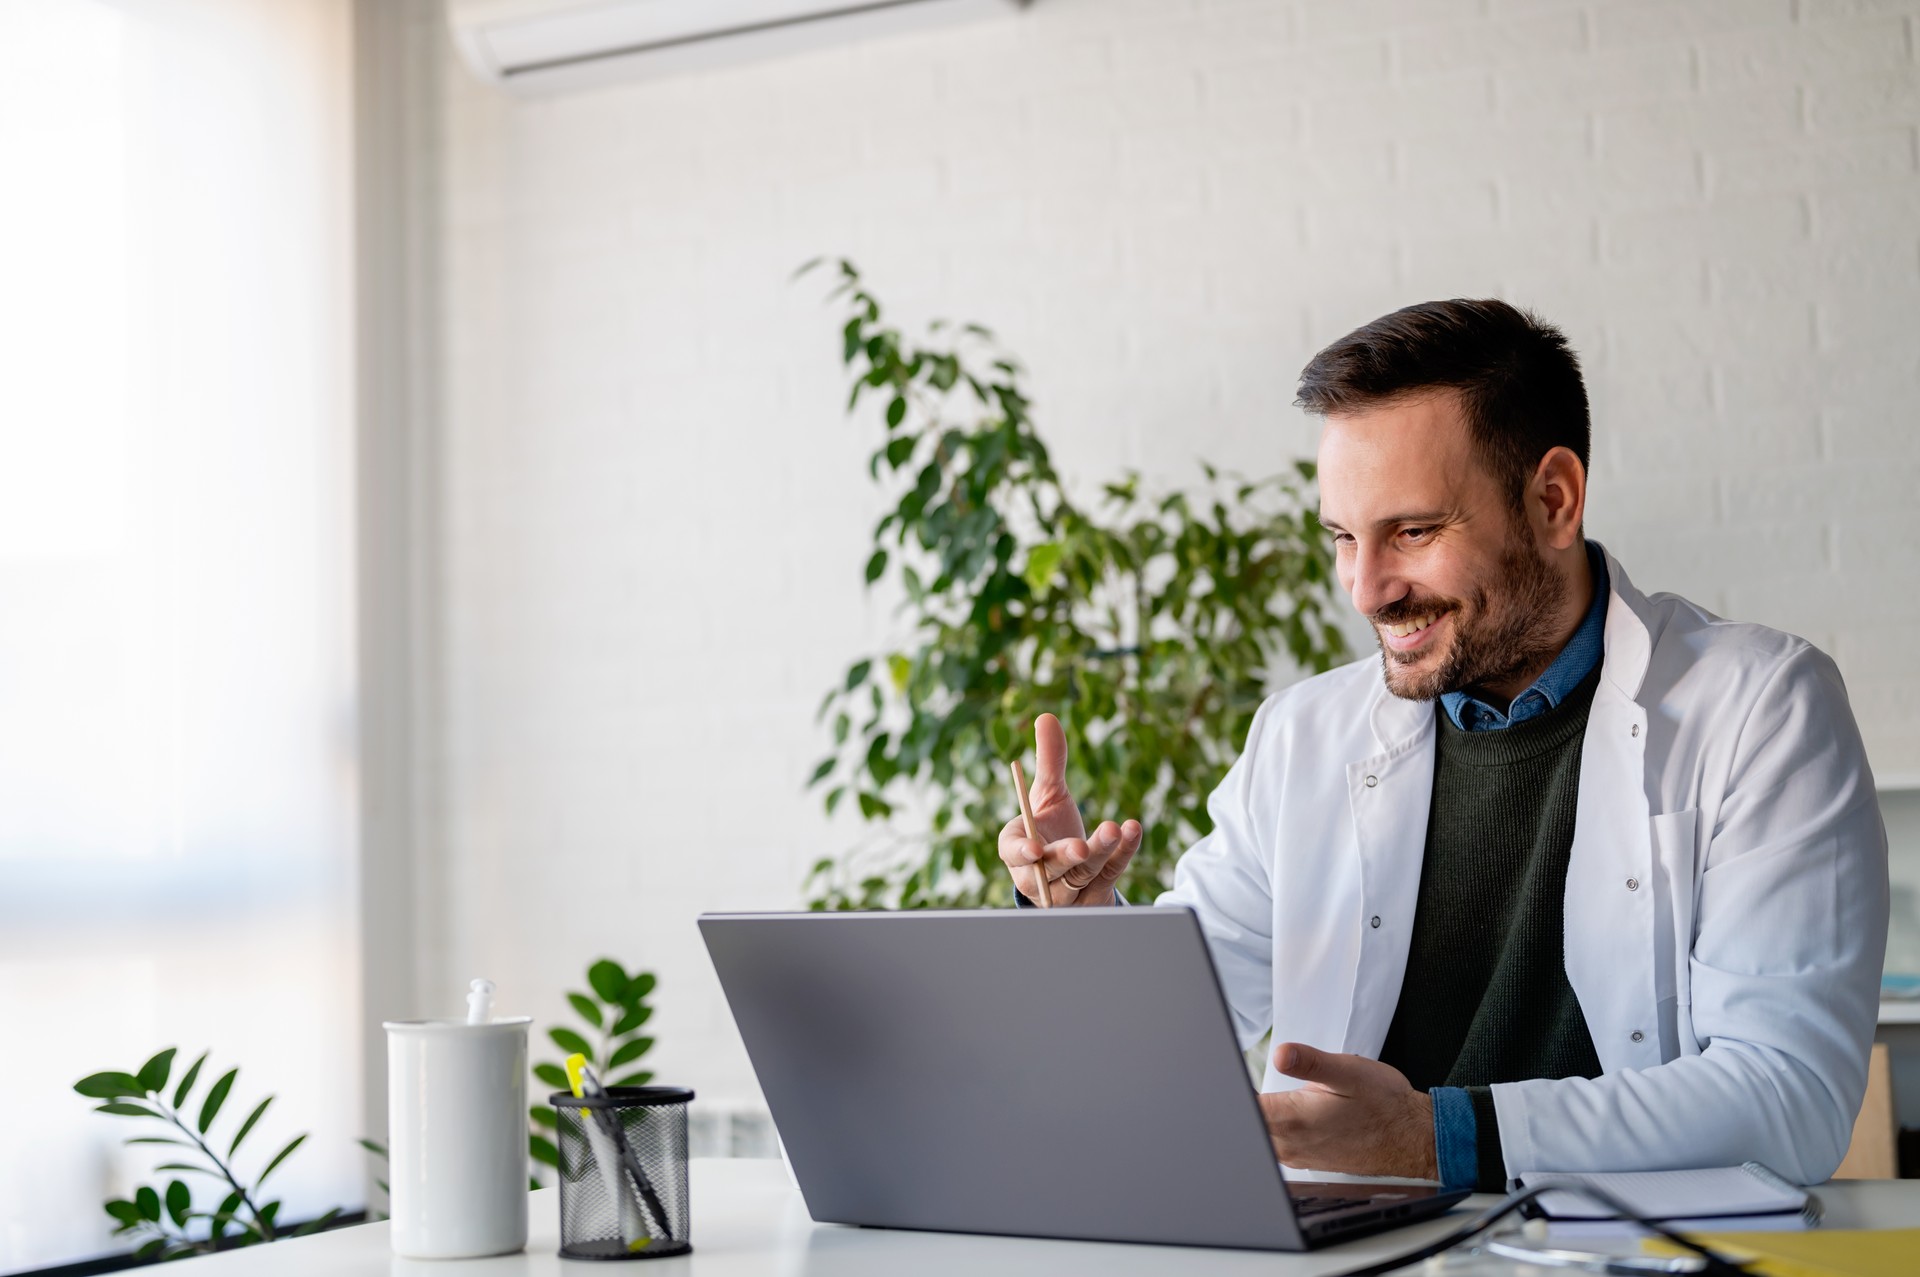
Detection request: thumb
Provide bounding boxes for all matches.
[1033,712,1070,797]
[1272,1041,1334,1083]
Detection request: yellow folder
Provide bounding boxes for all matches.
[1644,1228,1920,1277]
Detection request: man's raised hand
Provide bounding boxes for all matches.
[998,712,1142,907]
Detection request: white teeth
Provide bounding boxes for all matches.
[1386,613,1438,638]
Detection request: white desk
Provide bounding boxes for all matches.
[168,1160,1920,1276]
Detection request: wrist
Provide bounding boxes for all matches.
[1407,1090,1437,1180]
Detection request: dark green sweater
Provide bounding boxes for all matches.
[1377,664,1606,1190]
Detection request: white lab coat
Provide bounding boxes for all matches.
[1158,546,1888,1183]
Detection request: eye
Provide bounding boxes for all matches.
[1399,526,1433,543]
[1329,530,1354,548]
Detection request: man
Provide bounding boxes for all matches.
[999,300,1889,1191]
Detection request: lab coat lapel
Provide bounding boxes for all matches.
[1563,549,1663,1074]
[1341,686,1436,1056]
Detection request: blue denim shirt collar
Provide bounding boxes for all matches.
[1439,541,1609,732]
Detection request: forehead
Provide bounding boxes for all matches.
[1315,390,1486,524]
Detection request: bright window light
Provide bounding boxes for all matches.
[0,1,359,1270]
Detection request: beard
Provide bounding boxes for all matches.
[1371,522,1572,703]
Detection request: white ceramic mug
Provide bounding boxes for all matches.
[384,1016,532,1259]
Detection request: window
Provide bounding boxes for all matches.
[0,1,358,1269]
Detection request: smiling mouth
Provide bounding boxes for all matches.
[1385,613,1440,639]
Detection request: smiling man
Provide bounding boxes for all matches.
[1000,299,1889,1191]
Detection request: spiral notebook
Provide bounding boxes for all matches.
[1514,1162,1819,1226]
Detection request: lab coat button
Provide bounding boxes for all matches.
[1369,915,1381,929]
[1364,774,1378,788]
[1631,723,1640,738]
[1626,877,1639,891]
[1630,1030,1645,1043]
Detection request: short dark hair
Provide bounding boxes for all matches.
[1295,299,1590,505]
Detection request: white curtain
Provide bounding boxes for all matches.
[0,0,358,1269]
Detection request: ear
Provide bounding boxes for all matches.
[1528,446,1586,550]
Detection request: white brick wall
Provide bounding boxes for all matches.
[426,0,1920,1110]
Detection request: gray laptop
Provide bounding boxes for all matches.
[698,907,1468,1250]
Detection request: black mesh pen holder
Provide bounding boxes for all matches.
[552,1086,694,1260]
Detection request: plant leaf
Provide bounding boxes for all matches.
[529,1105,557,1129]
[135,1186,161,1222]
[608,1038,652,1069]
[865,549,888,584]
[74,1071,145,1099]
[154,1162,227,1180]
[165,1179,191,1228]
[1022,541,1063,592]
[627,972,656,1000]
[586,960,626,1005]
[137,1048,177,1096]
[124,1136,191,1147]
[358,1138,388,1158]
[105,1199,143,1228]
[566,993,603,1029]
[134,1239,165,1261]
[197,1068,237,1134]
[609,1071,653,1089]
[173,1051,208,1108]
[533,1063,570,1090]
[95,1102,159,1117]
[257,1133,307,1186]
[548,1027,592,1060]
[228,1095,272,1157]
[529,1133,560,1169]
[291,1207,341,1238]
[610,1004,652,1036]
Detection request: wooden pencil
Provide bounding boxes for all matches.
[1009,759,1048,908]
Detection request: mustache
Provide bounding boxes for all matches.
[1370,597,1459,628]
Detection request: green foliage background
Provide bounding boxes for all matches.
[802,260,1350,909]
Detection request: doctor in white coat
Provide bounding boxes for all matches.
[1000,299,1888,1189]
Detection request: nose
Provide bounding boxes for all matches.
[1345,540,1408,620]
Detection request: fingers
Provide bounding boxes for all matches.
[1000,807,1144,906]
[1032,713,1070,798]
[1085,820,1143,892]
[1057,820,1140,891]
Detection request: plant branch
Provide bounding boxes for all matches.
[161,1106,271,1239]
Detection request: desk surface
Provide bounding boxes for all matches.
[171,1160,1920,1276]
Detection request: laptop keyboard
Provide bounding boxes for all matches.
[1289,1195,1353,1217]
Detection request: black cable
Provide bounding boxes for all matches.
[1327,1183,1757,1277]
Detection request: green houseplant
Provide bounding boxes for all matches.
[74,1049,344,1260]
[528,958,657,1181]
[801,260,1350,910]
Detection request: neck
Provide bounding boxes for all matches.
[1471,543,1595,703]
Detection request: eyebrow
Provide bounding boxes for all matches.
[1316,510,1454,534]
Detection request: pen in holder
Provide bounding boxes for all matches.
[553,1085,694,1259]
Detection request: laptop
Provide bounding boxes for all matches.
[698,907,1469,1250]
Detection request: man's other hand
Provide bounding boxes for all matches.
[1260,1043,1437,1180]
[998,712,1142,907]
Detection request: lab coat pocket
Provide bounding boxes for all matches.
[1649,808,1700,1056]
